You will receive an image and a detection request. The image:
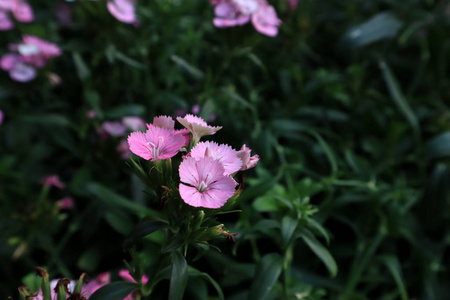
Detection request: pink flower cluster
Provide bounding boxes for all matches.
[0,35,62,82]
[41,174,74,210]
[0,0,33,31]
[34,270,145,299]
[107,0,138,25]
[211,0,281,37]
[127,115,259,209]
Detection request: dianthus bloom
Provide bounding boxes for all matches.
[211,0,281,37]
[179,156,238,208]
[150,115,191,146]
[177,114,221,144]
[0,35,61,82]
[107,0,137,24]
[189,141,242,175]
[127,125,185,161]
[236,144,259,170]
[0,0,34,31]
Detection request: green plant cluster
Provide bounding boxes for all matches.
[1,0,450,299]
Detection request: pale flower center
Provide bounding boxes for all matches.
[146,136,164,158]
[198,180,209,193]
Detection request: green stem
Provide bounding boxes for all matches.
[283,243,294,300]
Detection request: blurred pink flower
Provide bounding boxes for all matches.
[1,35,61,82]
[286,0,298,10]
[0,0,34,31]
[191,104,201,115]
[57,197,74,210]
[119,269,148,300]
[55,3,73,28]
[211,0,281,36]
[41,174,65,189]
[190,141,242,175]
[0,110,3,125]
[99,121,127,138]
[127,126,185,161]
[252,3,281,37]
[212,0,250,27]
[107,0,137,24]
[177,114,221,143]
[236,144,259,170]
[179,156,238,208]
[86,110,97,119]
[117,139,132,159]
[122,116,145,131]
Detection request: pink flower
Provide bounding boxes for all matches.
[57,197,74,209]
[127,126,185,161]
[99,121,127,138]
[41,174,65,189]
[0,10,14,30]
[107,0,137,24]
[177,114,222,143]
[212,0,250,28]
[83,272,111,297]
[236,144,259,170]
[150,115,191,147]
[122,116,145,131]
[12,1,34,23]
[119,269,148,300]
[251,3,281,37]
[117,139,132,159]
[86,110,97,119]
[191,104,201,115]
[0,53,36,82]
[179,156,238,208]
[18,35,62,69]
[286,0,298,10]
[55,3,73,28]
[0,110,3,125]
[0,0,34,31]
[190,141,242,175]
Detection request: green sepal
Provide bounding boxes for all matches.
[57,285,67,300]
[74,273,88,293]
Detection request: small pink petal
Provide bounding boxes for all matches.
[152,115,175,130]
[0,11,14,31]
[58,197,74,209]
[177,114,222,142]
[190,141,242,175]
[13,1,34,23]
[107,0,136,24]
[101,121,127,137]
[9,62,36,82]
[0,53,19,71]
[0,110,4,125]
[236,144,259,170]
[41,174,65,189]
[251,4,281,37]
[122,116,145,131]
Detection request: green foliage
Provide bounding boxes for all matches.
[2,0,450,299]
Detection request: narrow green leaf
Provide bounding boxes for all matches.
[379,59,420,138]
[170,55,204,79]
[161,234,184,253]
[72,52,91,80]
[115,51,145,69]
[85,183,160,217]
[281,216,298,246]
[340,12,402,49]
[124,220,167,248]
[104,104,145,119]
[248,253,283,300]
[21,114,71,127]
[105,209,134,235]
[301,229,337,277]
[307,218,330,245]
[188,267,224,300]
[90,282,138,300]
[379,255,408,300]
[310,131,338,175]
[169,252,188,300]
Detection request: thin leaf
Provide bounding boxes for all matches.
[340,12,402,49]
[248,253,283,300]
[379,255,408,300]
[115,51,145,69]
[124,220,167,248]
[170,55,204,79]
[307,218,330,245]
[72,52,91,80]
[379,59,420,138]
[300,229,337,277]
[188,267,224,300]
[169,252,188,300]
[281,216,298,246]
[89,282,138,300]
[310,131,338,175]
